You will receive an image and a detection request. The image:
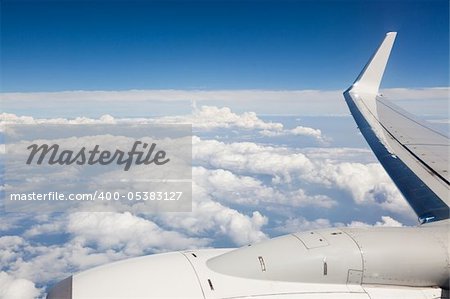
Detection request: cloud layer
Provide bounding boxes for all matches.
[2,87,448,117]
[0,104,423,298]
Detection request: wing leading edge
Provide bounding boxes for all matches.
[343,32,449,224]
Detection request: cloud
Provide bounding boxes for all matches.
[275,215,404,234]
[192,136,409,214]
[192,137,315,183]
[380,87,449,101]
[158,105,326,140]
[3,88,447,104]
[155,178,269,246]
[303,162,410,214]
[275,217,333,233]
[0,215,24,232]
[1,107,326,142]
[23,222,64,238]
[66,212,209,255]
[347,216,404,228]
[0,113,117,126]
[2,112,413,216]
[299,147,374,163]
[2,235,117,286]
[160,105,283,130]
[193,135,413,219]
[0,236,27,267]
[2,87,447,116]
[260,125,326,142]
[1,192,269,290]
[193,167,336,209]
[0,104,424,296]
[0,212,210,291]
[0,271,41,299]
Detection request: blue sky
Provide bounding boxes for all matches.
[1,0,448,92]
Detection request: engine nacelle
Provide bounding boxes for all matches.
[47,224,449,298]
[208,225,449,288]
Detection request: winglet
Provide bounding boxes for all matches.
[351,32,397,94]
[343,33,450,224]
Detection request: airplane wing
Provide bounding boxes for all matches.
[343,32,449,224]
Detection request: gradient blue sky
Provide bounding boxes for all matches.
[1,0,448,92]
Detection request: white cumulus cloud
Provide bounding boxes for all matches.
[0,271,41,299]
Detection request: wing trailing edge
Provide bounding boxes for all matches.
[343,33,449,224]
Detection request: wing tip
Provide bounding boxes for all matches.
[350,32,397,95]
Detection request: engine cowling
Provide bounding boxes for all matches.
[208,226,449,288]
[47,225,449,298]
